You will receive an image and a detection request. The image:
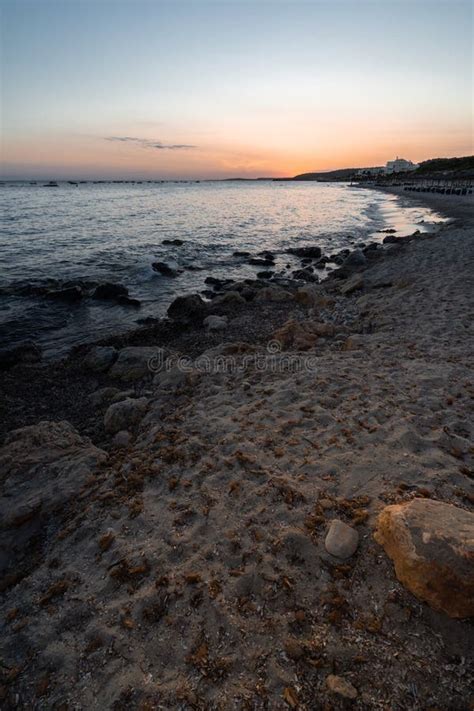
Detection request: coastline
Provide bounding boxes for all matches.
[0,191,473,708]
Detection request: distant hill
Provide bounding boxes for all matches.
[414,156,474,178]
[288,168,358,181]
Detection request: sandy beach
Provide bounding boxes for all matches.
[0,189,473,709]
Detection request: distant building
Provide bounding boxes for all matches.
[385,157,418,174]
[356,167,385,176]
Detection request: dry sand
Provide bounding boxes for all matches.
[0,190,473,710]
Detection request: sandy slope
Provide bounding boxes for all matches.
[0,194,473,710]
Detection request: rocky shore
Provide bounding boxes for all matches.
[0,192,473,709]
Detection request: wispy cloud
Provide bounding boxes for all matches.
[105,136,196,150]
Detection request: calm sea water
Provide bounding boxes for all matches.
[0,180,444,357]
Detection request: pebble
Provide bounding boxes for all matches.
[324,519,359,558]
[326,674,358,699]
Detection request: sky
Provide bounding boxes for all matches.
[0,0,472,179]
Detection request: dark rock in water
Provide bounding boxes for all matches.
[248,258,274,266]
[314,259,327,270]
[292,269,319,283]
[383,234,402,244]
[232,250,251,257]
[301,257,312,265]
[377,228,397,233]
[343,249,367,267]
[93,283,129,300]
[256,271,274,279]
[286,246,322,259]
[363,243,379,252]
[184,265,203,271]
[152,261,179,277]
[167,293,208,322]
[201,289,217,299]
[47,285,83,302]
[162,238,184,245]
[0,341,42,370]
[258,251,275,261]
[117,295,141,308]
[205,276,222,286]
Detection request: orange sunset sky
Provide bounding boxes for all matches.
[1,0,472,179]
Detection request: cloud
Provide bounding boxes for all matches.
[105,136,196,150]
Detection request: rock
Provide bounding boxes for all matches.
[383,234,402,244]
[374,499,474,618]
[342,334,366,351]
[104,397,148,434]
[167,293,208,322]
[248,257,274,266]
[113,430,131,448]
[92,283,128,300]
[109,346,163,381]
[232,250,251,257]
[162,238,184,245]
[89,387,123,407]
[292,269,318,283]
[325,519,359,559]
[326,675,358,700]
[286,246,322,259]
[204,276,222,286]
[152,261,179,277]
[254,286,294,303]
[47,285,83,302]
[83,346,117,372]
[340,274,364,295]
[212,291,246,307]
[294,285,326,307]
[0,421,107,578]
[377,228,397,233]
[203,315,228,331]
[272,319,319,350]
[0,341,42,370]
[343,249,367,267]
[363,243,379,252]
[256,271,274,279]
[117,295,141,307]
[153,365,193,391]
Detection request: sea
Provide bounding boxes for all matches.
[0,180,446,358]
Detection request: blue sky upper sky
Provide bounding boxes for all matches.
[1,0,472,178]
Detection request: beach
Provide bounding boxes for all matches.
[0,189,473,709]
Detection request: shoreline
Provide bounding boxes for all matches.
[0,190,473,708]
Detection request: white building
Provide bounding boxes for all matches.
[385,157,418,174]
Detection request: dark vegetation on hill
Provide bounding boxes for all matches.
[414,155,474,178]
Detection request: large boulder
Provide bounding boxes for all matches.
[0,421,107,581]
[109,346,164,381]
[374,499,474,618]
[167,293,208,322]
